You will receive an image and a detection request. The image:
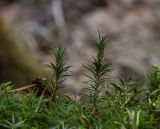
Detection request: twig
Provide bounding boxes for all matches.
[9,84,36,93]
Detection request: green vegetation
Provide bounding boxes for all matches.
[83,33,112,115]
[0,17,42,85]
[47,46,71,100]
[0,33,160,129]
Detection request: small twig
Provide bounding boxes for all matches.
[9,84,36,93]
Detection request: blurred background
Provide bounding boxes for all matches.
[0,0,160,91]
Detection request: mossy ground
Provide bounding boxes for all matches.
[0,83,157,129]
[0,24,160,129]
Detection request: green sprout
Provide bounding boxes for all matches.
[83,32,112,115]
[48,46,71,100]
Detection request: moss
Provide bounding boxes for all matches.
[0,17,42,85]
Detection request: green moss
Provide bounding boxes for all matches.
[0,17,42,85]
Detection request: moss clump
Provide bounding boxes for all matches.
[0,17,41,85]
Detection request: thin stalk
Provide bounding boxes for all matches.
[83,32,111,115]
